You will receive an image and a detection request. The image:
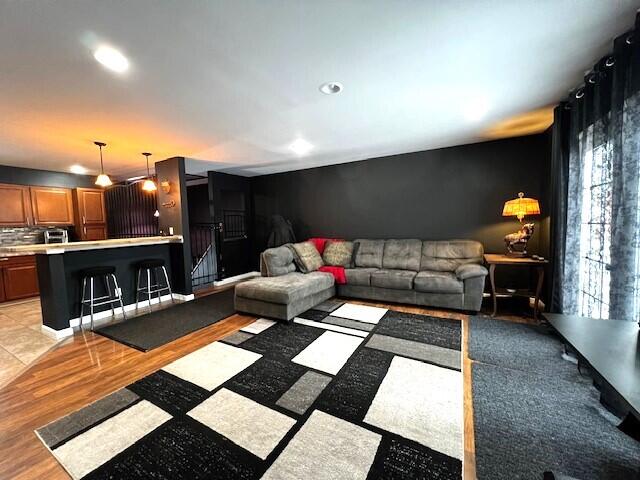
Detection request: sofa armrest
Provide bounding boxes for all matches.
[456,263,488,280]
[261,245,297,277]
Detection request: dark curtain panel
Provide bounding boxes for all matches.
[549,103,570,313]
[105,182,159,238]
[559,14,640,322]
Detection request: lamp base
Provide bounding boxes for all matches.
[505,250,528,258]
[504,223,535,258]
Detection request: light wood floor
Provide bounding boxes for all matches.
[0,297,491,480]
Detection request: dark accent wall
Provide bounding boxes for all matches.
[252,133,552,262]
[187,184,213,224]
[0,165,96,188]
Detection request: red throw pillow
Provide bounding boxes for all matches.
[308,237,343,255]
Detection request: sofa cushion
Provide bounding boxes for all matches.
[371,269,417,290]
[382,239,422,271]
[322,240,353,267]
[235,272,334,304]
[261,245,296,277]
[354,239,385,268]
[414,270,463,294]
[289,241,324,273]
[344,267,379,286]
[420,240,484,272]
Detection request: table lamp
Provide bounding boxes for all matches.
[502,192,540,256]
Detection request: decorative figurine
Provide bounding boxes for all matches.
[504,223,535,256]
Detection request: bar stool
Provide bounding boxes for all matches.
[135,259,174,312]
[79,266,126,331]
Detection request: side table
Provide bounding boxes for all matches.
[483,253,549,319]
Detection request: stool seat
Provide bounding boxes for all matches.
[137,259,165,269]
[81,266,116,277]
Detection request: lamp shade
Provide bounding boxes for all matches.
[95,173,113,187]
[142,179,157,192]
[502,192,540,221]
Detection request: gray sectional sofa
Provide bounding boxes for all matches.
[235,238,488,321]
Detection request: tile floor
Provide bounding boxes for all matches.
[0,297,59,388]
[0,295,187,389]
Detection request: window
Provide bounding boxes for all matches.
[577,133,613,319]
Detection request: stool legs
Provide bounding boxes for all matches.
[146,268,152,312]
[161,266,174,304]
[136,266,173,310]
[90,277,95,331]
[104,275,115,317]
[79,273,126,331]
[135,268,142,312]
[110,274,126,320]
[79,277,87,331]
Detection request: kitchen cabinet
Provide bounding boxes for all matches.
[0,255,39,301]
[30,187,74,226]
[0,184,33,226]
[82,224,108,241]
[73,188,107,240]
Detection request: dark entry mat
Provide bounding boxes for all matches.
[96,288,235,351]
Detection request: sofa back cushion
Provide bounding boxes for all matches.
[353,239,385,268]
[322,240,354,267]
[289,241,324,273]
[382,239,422,271]
[261,245,296,277]
[420,240,484,272]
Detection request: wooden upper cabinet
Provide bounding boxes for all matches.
[0,184,33,226]
[30,186,74,226]
[73,188,107,240]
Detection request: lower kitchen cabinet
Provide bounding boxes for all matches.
[0,255,39,301]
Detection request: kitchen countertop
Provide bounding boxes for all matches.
[0,235,184,255]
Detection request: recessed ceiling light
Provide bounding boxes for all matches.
[319,82,343,95]
[93,45,129,73]
[69,164,88,174]
[289,138,313,156]
[463,97,489,122]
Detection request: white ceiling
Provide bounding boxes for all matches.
[0,1,638,178]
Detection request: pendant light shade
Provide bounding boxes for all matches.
[141,152,157,192]
[94,141,112,187]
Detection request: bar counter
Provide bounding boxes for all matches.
[0,235,183,255]
[0,236,192,337]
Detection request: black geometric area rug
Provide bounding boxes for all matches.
[36,303,464,479]
[95,288,235,352]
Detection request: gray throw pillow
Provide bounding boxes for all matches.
[322,240,353,267]
[289,241,324,273]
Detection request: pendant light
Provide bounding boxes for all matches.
[94,141,112,187]
[141,152,157,192]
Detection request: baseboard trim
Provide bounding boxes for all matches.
[172,293,195,301]
[41,324,74,340]
[213,271,260,286]
[43,293,196,338]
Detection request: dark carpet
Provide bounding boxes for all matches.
[469,316,587,383]
[472,362,640,480]
[96,288,235,351]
